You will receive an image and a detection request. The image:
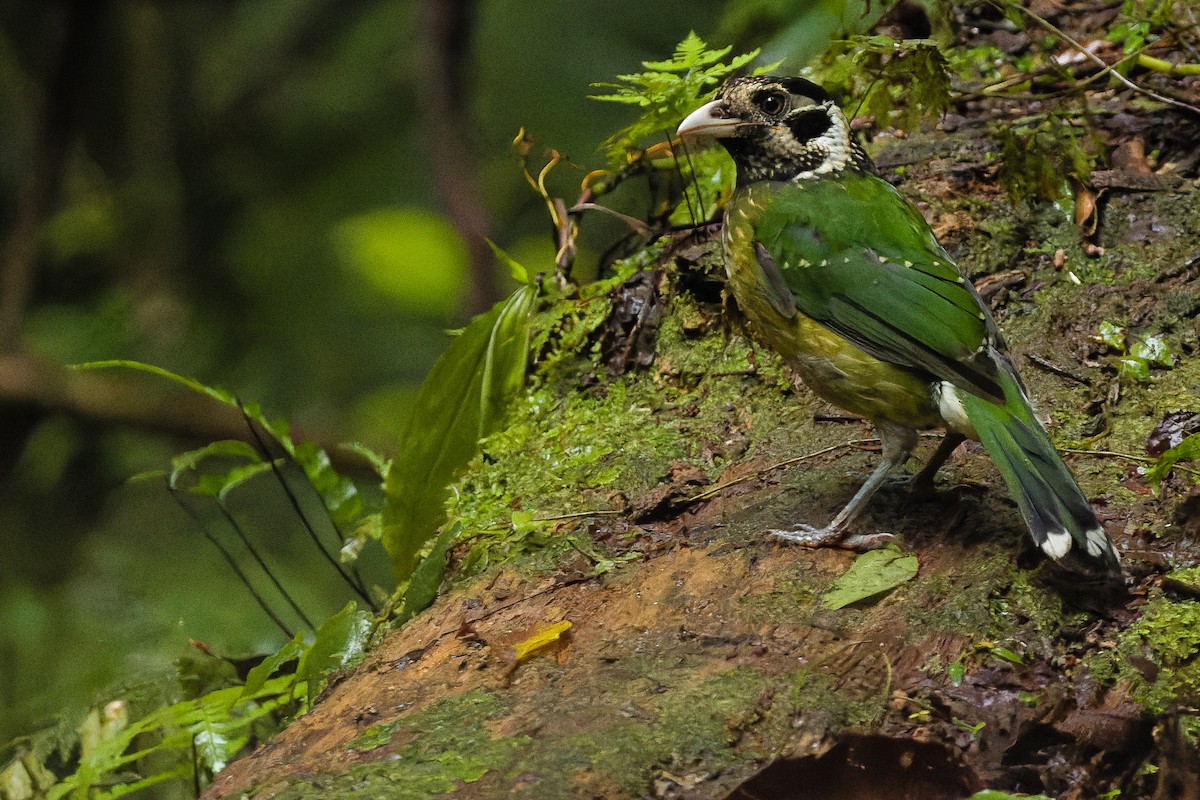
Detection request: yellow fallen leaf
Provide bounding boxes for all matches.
[513,620,572,663]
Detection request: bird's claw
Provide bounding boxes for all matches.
[767,525,895,552]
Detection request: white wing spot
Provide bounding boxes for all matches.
[1085,527,1117,561]
[1041,529,1072,560]
[903,259,913,268]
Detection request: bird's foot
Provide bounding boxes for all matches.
[768,524,894,552]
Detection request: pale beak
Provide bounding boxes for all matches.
[676,100,742,140]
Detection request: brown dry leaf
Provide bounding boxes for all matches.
[1073,182,1100,235]
[1111,137,1152,174]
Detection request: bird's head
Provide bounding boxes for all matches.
[676,76,871,184]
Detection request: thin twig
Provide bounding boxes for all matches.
[1010,2,1200,116]
[215,499,316,633]
[168,485,295,640]
[664,131,698,227]
[240,405,376,610]
[1024,352,1091,385]
[569,203,651,236]
[1063,447,1200,479]
[535,510,621,523]
[685,438,880,504]
[1062,447,1152,463]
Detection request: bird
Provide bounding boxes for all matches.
[676,75,1120,574]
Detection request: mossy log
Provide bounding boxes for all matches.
[205,127,1200,800]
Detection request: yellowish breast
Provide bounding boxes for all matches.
[722,202,943,430]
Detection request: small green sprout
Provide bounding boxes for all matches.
[1096,321,1174,382]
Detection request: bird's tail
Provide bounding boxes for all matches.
[959,371,1120,574]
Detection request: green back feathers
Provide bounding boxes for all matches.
[732,173,1006,402]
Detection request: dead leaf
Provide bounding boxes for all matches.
[1073,183,1100,236]
[512,620,572,664]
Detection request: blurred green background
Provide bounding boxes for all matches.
[0,0,878,740]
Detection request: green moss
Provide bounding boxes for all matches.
[1086,596,1200,713]
[738,577,819,622]
[514,665,779,796]
[993,570,1080,642]
[634,666,777,769]
[788,665,886,729]
[263,690,529,800]
[900,556,1086,677]
[1169,565,1200,590]
[444,265,821,576]
[903,555,1013,639]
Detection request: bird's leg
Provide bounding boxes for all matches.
[907,432,967,499]
[771,424,918,551]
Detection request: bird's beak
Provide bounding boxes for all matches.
[676,100,741,140]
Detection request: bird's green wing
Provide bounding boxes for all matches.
[741,174,1006,402]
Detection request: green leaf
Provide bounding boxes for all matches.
[72,360,366,539]
[1098,321,1125,350]
[240,634,306,699]
[1145,431,1200,494]
[992,114,1097,204]
[668,147,734,227]
[47,672,298,799]
[210,462,276,500]
[382,285,536,581]
[1131,334,1173,369]
[71,359,235,405]
[1118,356,1150,382]
[299,601,372,705]
[343,442,390,480]
[487,240,533,286]
[292,440,362,528]
[822,545,919,609]
[341,512,383,565]
[986,645,1026,665]
[954,718,987,738]
[821,37,950,133]
[590,32,763,167]
[168,440,263,490]
[395,522,462,624]
[968,792,1054,800]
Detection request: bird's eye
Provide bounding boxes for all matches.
[757,91,788,116]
